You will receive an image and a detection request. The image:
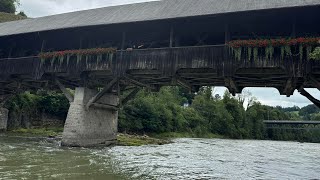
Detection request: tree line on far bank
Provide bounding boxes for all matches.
[0,0,26,17]
[4,87,320,143]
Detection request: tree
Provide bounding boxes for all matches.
[17,11,26,17]
[299,104,320,120]
[0,0,19,14]
[310,47,320,60]
[236,89,257,109]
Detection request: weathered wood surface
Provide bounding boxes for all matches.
[0,45,319,96]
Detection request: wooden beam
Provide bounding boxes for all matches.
[86,78,118,110]
[121,88,140,106]
[225,77,238,96]
[300,88,320,108]
[121,32,126,50]
[123,74,154,90]
[56,79,74,102]
[291,16,296,38]
[40,40,46,52]
[225,23,230,44]
[169,27,174,48]
[0,94,13,107]
[174,75,191,92]
[309,75,320,91]
[283,78,295,97]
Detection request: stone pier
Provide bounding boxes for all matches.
[0,108,8,132]
[61,87,119,147]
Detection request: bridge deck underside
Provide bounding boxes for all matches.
[0,46,319,97]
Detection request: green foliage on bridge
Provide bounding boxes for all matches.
[310,47,320,60]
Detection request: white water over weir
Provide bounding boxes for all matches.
[0,136,319,179]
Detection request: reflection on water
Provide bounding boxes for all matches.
[1,135,320,180]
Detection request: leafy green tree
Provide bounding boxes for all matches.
[17,11,26,17]
[310,47,320,60]
[299,104,320,120]
[0,0,18,14]
[311,113,320,121]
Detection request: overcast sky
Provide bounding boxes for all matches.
[17,0,320,108]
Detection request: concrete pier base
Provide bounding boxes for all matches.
[61,87,119,147]
[0,108,8,132]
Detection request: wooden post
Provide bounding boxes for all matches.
[121,32,126,50]
[40,40,46,52]
[225,23,230,44]
[79,38,83,49]
[291,16,296,38]
[169,26,174,48]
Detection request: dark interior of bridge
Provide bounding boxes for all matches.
[0,5,319,108]
[0,6,319,58]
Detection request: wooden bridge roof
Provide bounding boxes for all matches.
[0,0,319,37]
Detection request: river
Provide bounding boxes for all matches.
[0,135,319,180]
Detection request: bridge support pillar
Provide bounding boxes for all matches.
[61,87,119,147]
[0,108,8,132]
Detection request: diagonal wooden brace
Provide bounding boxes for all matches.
[283,78,296,97]
[300,88,320,109]
[0,94,13,107]
[86,78,118,110]
[309,75,320,91]
[123,74,154,90]
[173,75,192,93]
[56,78,74,102]
[121,88,140,106]
[225,77,238,96]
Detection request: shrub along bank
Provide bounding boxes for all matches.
[4,87,320,143]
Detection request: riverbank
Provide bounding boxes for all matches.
[7,128,64,137]
[3,128,172,146]
[151,132,225,139]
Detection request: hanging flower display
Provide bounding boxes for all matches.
[38,48,116,59]
[227,37,320,61]
[38,47,117,67]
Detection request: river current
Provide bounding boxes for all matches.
[0,135,319,180]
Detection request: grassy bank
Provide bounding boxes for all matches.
[6,128,224,146]
[0,12,26,23]
[8,128,63,137]
[151,132,225,139]
[117,133,172,146]
[5,128,172,146]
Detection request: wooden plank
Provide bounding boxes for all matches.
[169,27,174,48]
[121,88,140,105]
[123,74,154,90]
[86,78,118,110]
[56,79,74,102]
[309,75,320,91]
[300,88,320,108]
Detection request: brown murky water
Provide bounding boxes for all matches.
[1,135,320,179]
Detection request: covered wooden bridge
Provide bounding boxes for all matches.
[0,0,319,146]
